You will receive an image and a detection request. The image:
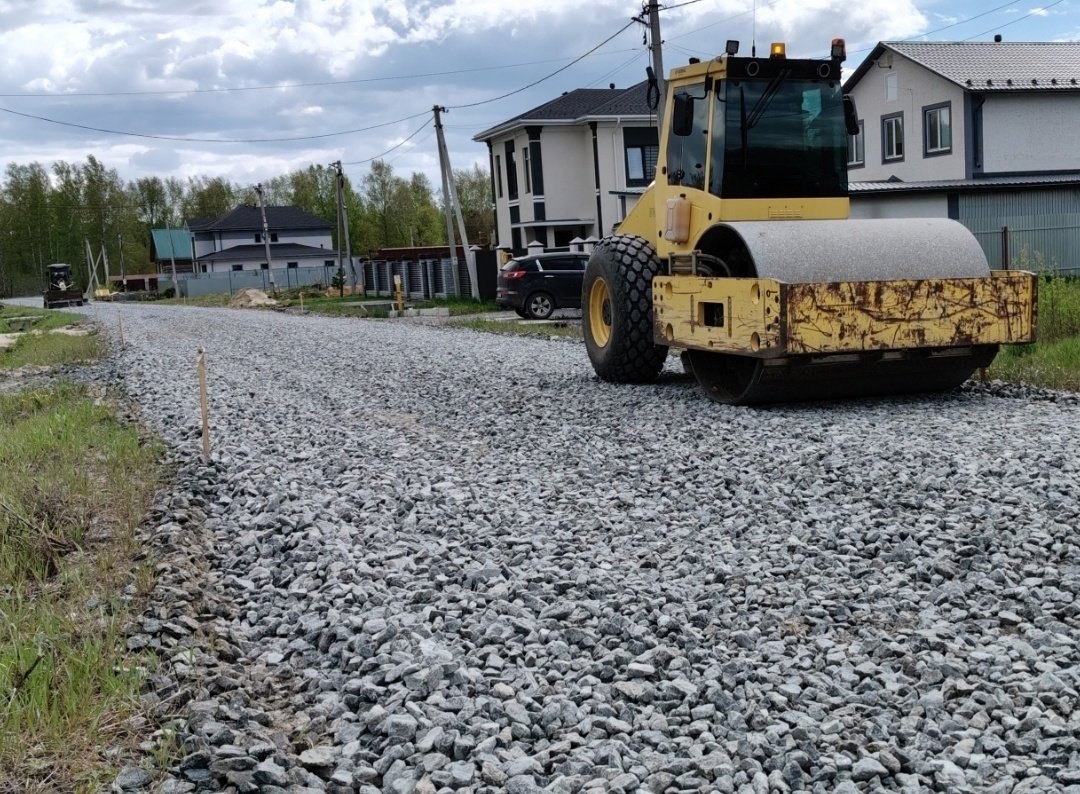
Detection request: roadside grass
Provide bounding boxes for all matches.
[274,288,502,318]
[456,317,584,339]
[988,338,1080,393]
[151,293,230,308]
[0,332,104,369]
[0,303,84,334]
[0,337,165,791]
[986,273,1080,391]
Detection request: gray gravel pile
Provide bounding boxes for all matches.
[76,303,1080,794]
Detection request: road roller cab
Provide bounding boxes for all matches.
[582,40,1038,404]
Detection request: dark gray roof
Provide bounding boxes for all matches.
[474,81,653,140]
[192,205,332,233]
[846,41,1080,93]
[196,243,339,263]
[850,173,1080,194]
[185,217,216,231]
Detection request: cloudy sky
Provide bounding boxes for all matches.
[0,0,1075,193]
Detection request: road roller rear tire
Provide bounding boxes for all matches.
[582,235,668,383]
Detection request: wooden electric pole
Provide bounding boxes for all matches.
[332,161,359,295]
[647,0,666,127]
[433,105,479,299]
[254,184,277,296]
[117,233,127,292]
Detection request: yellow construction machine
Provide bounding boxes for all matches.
[582,40,1037,404]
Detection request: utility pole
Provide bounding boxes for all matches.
[117,233,127,292]
[84,237,100,298]
[332,169,344,297]
[254,184,278,296]
[433,105,479,299]
[433,106,461,297]
[332,161,359,295]
[100,240,111,295]
[648,0,666,126]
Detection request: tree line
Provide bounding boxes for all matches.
[0,156,492,296]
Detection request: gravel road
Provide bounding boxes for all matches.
[63,302,1080,794]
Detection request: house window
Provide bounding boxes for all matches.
[231,264,243,272]
[625,127,660,187]
[254,233,261,243]
[924,103,952,156]
[882,113,904,162]
[522,147,531,194]
[260,263,269,270]
[847,120,865,168]
[495,155,503,198]
[885,72,898,102]
[270,232,278,243]
[505,142,518,201]
[325,260,334,267]
[287,262,298,269]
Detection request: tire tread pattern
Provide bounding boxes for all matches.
[583,234,667,383]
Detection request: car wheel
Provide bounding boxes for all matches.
[582,234,667,383]
[525,292,555,320]
[514,308,529,318]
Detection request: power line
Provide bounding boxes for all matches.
[0,18,642,153]
[342,119,433,165]
[847,0,1034,58]
[0,52,640,99]
[962,0,1067,41]
[446,19,639,109]
[661,0,708,9]
[0,105,430,143]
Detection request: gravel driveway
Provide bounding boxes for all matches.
[66,302,1080,794]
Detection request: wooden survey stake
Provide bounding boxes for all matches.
[197,347,210,461]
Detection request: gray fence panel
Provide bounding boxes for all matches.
[173,266,334,298]
[357,257,477,298]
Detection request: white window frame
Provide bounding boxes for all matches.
[847,120,865,168]
[882,113,904,162]
[923,103,952,156]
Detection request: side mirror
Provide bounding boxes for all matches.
[672,92,694,137]
[843,94,860,136]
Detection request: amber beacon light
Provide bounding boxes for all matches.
[770,42,786,58]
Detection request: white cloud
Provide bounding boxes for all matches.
[9,0,1049,194]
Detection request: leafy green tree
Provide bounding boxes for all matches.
[452,164,494,246]
[1,162,52,292]
[182,176,237,222]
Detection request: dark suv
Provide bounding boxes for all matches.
[496,252,590,319]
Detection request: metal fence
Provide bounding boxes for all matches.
[969,224,1080,276]
[362,257,474,300]
[161,264,338,298]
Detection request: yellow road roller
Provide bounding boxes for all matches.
[583,40,1037,404]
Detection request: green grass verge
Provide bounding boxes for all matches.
[455,317,584,339]
[151,293,230,307]
[982,274,1080,393]
[0,332,104,369]
[0,384,163,793]
[0,303,84,334]
[988,338,1080,393]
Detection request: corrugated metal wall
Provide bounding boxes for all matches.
[960,188,1080,273]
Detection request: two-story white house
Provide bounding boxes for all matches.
[844,40,1080,269]
[185,205,338,274]
[473,83,657,254]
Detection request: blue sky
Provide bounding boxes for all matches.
[0,0,1075,193]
